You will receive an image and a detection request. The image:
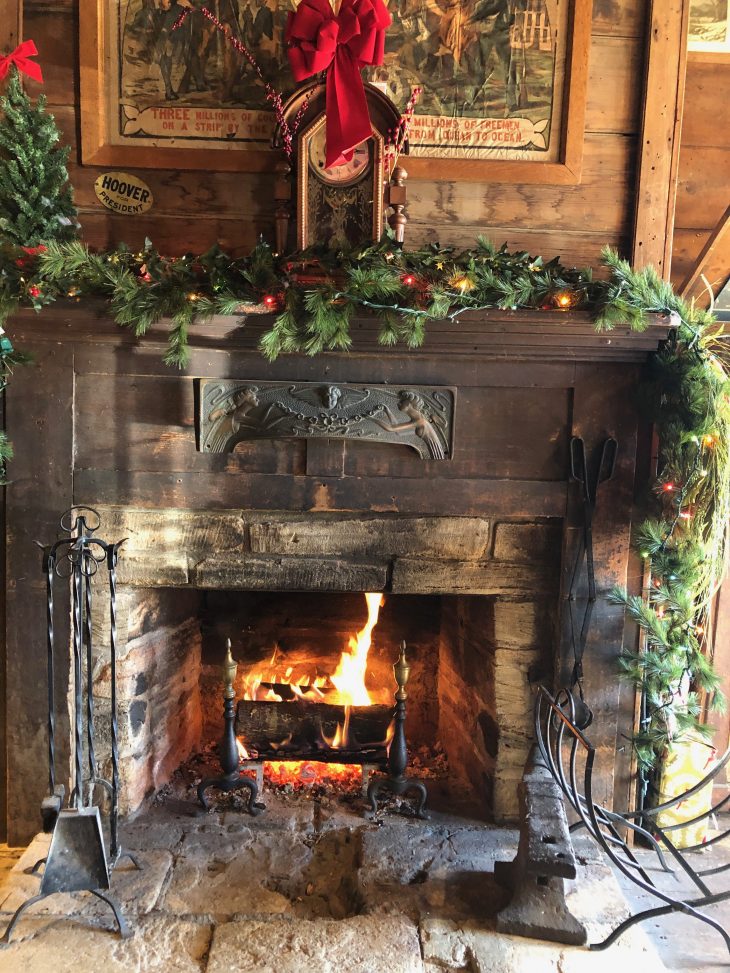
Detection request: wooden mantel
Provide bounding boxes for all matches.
[9,302,674,362]
[2,305,672,841]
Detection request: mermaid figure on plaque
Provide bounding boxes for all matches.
[374,390,448,459]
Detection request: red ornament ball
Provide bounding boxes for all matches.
[28,285,41,298]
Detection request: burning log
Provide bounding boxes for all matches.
[235,699,393,759]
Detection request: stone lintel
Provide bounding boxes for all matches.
[391,560,557,596]
[189,556,388,592]
[493,522,562,562]
[249,515,491,560]
[94,505,492,562]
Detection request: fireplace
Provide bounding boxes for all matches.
[1,304,671,842]
[89,511,560,821]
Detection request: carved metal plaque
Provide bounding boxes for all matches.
[198,380,455,460]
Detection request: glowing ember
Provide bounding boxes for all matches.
[264,760,363,789]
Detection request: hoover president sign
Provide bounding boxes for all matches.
[94,171,153,215]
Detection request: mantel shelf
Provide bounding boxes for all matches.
[9,303,676,364]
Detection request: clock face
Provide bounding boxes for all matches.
[308,127,372,186]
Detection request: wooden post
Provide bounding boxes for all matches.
[0,1,21,56]
[709,572,730,802]
[631,0,690,276]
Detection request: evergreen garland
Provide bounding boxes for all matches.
[0,67,78,247]
[0,234,727,772]
[597,251,730,776]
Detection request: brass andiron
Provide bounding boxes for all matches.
[366,641,428,819]
[198,640,265,815]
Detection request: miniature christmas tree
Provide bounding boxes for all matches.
[0,66,78,246]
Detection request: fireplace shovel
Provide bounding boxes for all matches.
[40,806,110,895]
[0,805,130,945]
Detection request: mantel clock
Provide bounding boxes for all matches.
[274,82,408,253]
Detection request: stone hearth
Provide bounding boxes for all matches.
[0,791,667,973]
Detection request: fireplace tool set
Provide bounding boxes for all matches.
[1,507,137,945]
[201,639,429,820]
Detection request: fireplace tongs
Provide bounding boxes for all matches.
[567,436,618,727]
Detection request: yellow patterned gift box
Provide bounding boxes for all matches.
[654,734,718,849]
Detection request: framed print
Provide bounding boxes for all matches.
[688,0,730,53]
[80,0,593,184]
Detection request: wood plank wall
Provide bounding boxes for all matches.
[672,52,730,289]
[24,0,647,268]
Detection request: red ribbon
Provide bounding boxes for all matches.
[286,0,391,169]
[0,40,43,84]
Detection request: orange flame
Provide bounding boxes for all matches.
[236,594,387,782]
[240,592,385,706]
[324,705,352,749]
[331,593,384,706]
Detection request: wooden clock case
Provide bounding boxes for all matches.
[273,81,408,253]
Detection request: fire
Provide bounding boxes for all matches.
[240,592,385,707]
[330,592,384,706]
[236,593,387,785]
[264,760,363,789]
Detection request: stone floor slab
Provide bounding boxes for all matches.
[0,848,172,919]
[419,918,666,973]
[162,829,310,919]
[0,914,212,973]
[206,915,424,973]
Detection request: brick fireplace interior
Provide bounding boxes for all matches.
[98,579,556,819]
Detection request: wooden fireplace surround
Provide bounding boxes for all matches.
[1,304,671,842]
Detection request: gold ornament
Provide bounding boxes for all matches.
[449,273,475,294]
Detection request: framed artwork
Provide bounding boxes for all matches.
[80,0,593,184]
[688,0,730,53]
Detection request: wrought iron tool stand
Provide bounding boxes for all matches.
[198,640,265,814]
[367,641,428,819]
[1,507,138,945]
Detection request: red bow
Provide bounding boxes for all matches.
[0,40,43,84]
[286,0,391,169]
